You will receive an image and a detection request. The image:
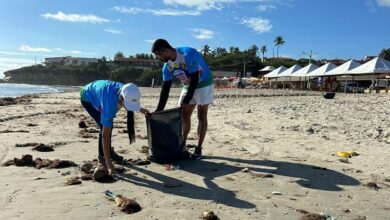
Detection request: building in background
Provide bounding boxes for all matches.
[44,56,98,66]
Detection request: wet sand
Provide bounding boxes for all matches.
[0,88,389,219]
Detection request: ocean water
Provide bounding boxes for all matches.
[0,83,63,98]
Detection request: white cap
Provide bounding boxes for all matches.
[120,83,141,111]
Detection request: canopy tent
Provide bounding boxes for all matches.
[291,63,319,77]
[346,57,390,75]
[277,64,302,77]
[307,63,337,77]
[325,59,361,76]
[259,66,275,72]
[264,66,287,78]
[274,64,302,83]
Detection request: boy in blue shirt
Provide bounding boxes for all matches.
[151,39,214,160]
[80,80,149,175]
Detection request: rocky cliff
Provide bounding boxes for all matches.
[3,66,106,86]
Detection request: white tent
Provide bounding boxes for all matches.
[277,64,302,77]
[346,57,390,75]
[264,66,287,77]
[307,63,337,77]
[325,59,361,76]
[291,63,319,77]
[259,66,275,72]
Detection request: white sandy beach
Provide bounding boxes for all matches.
[0,88,389,220]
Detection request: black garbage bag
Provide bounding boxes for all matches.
[146,107,190,164]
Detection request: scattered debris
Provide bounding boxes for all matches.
[363,182,380,190]
[103,191,142,215]
[0,129,29,133]
[272,191,282,195]
[126,158,151,166]
[251,172,274,178]
[115,195,142,214]
[164,164,180,171]
[241,167,250,172]
[300,213,326,220]
[79,120,88,128]
[336,151,359,158]
[65,177,82,185]
[93,167,116,183]
[32,144,54,152]
[140,146,149,154]
[201,211,220,220]
[338,158,349,163]
[2,155,77,169]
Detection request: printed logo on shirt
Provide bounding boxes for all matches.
[173,69,189,85]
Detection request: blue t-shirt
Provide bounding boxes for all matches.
[162,47,213,88]
[80,80,123,128]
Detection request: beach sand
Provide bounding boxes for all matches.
[0,88,389,220]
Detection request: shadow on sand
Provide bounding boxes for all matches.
[115,155,359,209]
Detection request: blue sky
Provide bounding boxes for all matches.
[1,0,390,77]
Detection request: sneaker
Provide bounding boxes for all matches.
[97,148,124,164]
[191,147,202,160]
[110,148,124,164]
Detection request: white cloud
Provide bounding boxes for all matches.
[19,45,89,55]
[190,28,214,39]
[113,6,201,16]
[19,45,51,53]
[377,0,390,6]
[241,17,272,34]
[163,0,234,10]
[144,39,155,44]
[149,9,201,16]
[257,4,277,12]
[104,29,123,34]
[41,11,109,24]
[163,0,285,10]
[0,51,26,55]
[112,6,144,14]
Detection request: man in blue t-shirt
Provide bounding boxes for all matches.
[151,39,214,160]
[80,80,149,174]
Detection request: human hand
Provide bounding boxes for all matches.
[106,160,115,175]
[140,107,150,116]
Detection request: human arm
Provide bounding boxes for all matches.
[181,73,199,105]
[102,126,115,175]
[155,80,172,111]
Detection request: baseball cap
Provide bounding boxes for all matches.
[120,83,141,112]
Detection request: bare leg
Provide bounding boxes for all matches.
[182,104,196,146]
[197,104,209,148]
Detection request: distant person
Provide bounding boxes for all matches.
[80,80,149,175]
[151,39,214,160]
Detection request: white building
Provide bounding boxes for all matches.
[45,56,98,65]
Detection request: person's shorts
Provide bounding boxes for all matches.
[178,85,214,106]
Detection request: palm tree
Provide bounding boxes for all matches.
[114,51,125,61]
[379,48,390,61]
[274,36,285,58]
[249,44,259,57]
[201,45,211,56]
[260,45,267,61]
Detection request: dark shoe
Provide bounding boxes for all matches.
[110,148,124,164]
[98,148,124,164]
[191,147,202,160]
